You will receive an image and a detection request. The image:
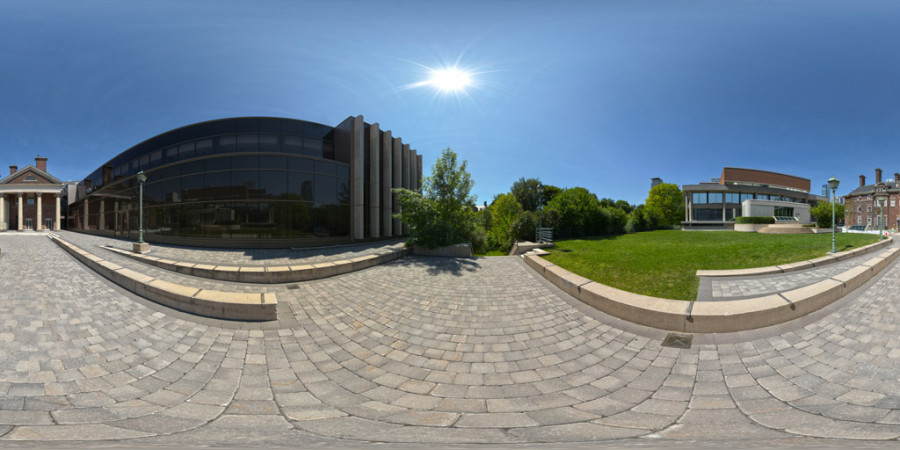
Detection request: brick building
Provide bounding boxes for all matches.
[844,168,899,231]
[0,156,64,231]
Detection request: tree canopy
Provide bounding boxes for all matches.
[510,177,544,211]
[394,148,476,248]
[644,183,684,227]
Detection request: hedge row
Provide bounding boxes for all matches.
[735,216,776,224]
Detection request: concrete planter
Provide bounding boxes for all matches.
[734,223,769,232]
[413,242,474,257]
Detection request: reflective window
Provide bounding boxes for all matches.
[283,136,302,154]
[316,160,337,176]
[165,147,179,164]
[259,134,280,153]
[692,193,706,204]
[232,155,259,169]
[725,193,740,203]
[217,135,236,153]
[204,156,230,172]
[303,138,323,158]
[258,171,287,199]
[150,150,162,168]
[288,172,314,201]
[708,192,723,203]
[231,170,259,198]
[204,172,232,200]
[288,156,314,172]
[237,134,258,153]
[315,174,337,203]
[196,139,214,157]
[178,142,195,159]
[740,193,753,202]
[260,156,287,170]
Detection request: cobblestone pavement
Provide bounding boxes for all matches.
[698,241,898,301]
[90,232,406,266]
[1,232,900,447]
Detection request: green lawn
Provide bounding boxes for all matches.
[543,230,880,301]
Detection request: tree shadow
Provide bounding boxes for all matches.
[393,255,481,276]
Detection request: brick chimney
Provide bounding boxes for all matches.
[876,168,882,184]
[9,165,17,176]
[35,156,47,172]
[860,175,866,187]
[894,172,899,183]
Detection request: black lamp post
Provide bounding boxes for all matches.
[136,171,147,245]
[827,176,839,253]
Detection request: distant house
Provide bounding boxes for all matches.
[0,156,64,231]
[844,168,898,230]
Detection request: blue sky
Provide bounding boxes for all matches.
[1,0,899,205]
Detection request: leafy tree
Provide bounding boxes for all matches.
[394,148,476,248]
[614,200,634,214]
[511,177,544,211]
[541,184,563,206]
[811,201,845,228]
[488,193,523,251]
[645,183,684,227]
[545,187,602,236]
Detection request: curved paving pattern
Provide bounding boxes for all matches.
[0,232,899,446]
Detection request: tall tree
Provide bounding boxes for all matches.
[510,177,544,211]
[394,148,476,248]
[644,183,684,227]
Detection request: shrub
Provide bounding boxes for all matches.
[511,210,539,242]
[735,216,775,224]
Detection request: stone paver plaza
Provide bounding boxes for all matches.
[1,231,900,447]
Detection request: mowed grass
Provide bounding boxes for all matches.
[543,230,880,301]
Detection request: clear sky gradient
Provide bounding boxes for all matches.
[2,0,898,205]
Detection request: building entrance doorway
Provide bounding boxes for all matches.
[45,218,53,231]
[24,218,33,230]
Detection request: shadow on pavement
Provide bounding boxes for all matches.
[394,255,481,276]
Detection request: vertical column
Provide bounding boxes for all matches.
[36,194,42,231]
[0,195,5,231]
[367,123,381,238]
[99,198,106,230]
[17,193,23,231]
[416,154,423,193]
[114,200,119,233]
[55,194,61,231]
[409,150,418,194]
[392,138,402,236]
[83,198,89,230]
[349,115,365,240]
[401,144,410,235]
[381,130,393,237]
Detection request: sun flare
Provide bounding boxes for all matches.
[428,68,472,92]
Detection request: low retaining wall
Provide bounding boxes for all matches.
[52,237,277,321]
[524,246,900,333]
[104,245,410,283]
[696,237,893,277]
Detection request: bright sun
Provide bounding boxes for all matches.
[428,68,472,92]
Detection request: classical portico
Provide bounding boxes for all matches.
[1,157,64,232]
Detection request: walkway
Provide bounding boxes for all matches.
[0,232,899,447]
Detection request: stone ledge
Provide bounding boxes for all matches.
[50,236,277,321]
[102,245,410,284]
[528,247,899,333]
[697,237,893,278]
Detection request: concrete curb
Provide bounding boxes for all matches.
[51,236,277,321]
[102,245,411,284]
[524,246,900,333]
[696,237,893,277]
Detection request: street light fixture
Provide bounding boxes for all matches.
[827,176,839,253]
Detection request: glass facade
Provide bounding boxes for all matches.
[69,118,351,243]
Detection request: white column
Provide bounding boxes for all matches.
[381,130,393,237]
[401,144,410,235]
[367,123,381,238]
[349,115,365,240]
[99,198,105,230]
[36,194,42,231]
[392,138,402,236]
[0,195,5,231]
[17,193,23,231]
[55,194,61,231]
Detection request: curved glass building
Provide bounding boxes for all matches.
[69,116,422,247]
